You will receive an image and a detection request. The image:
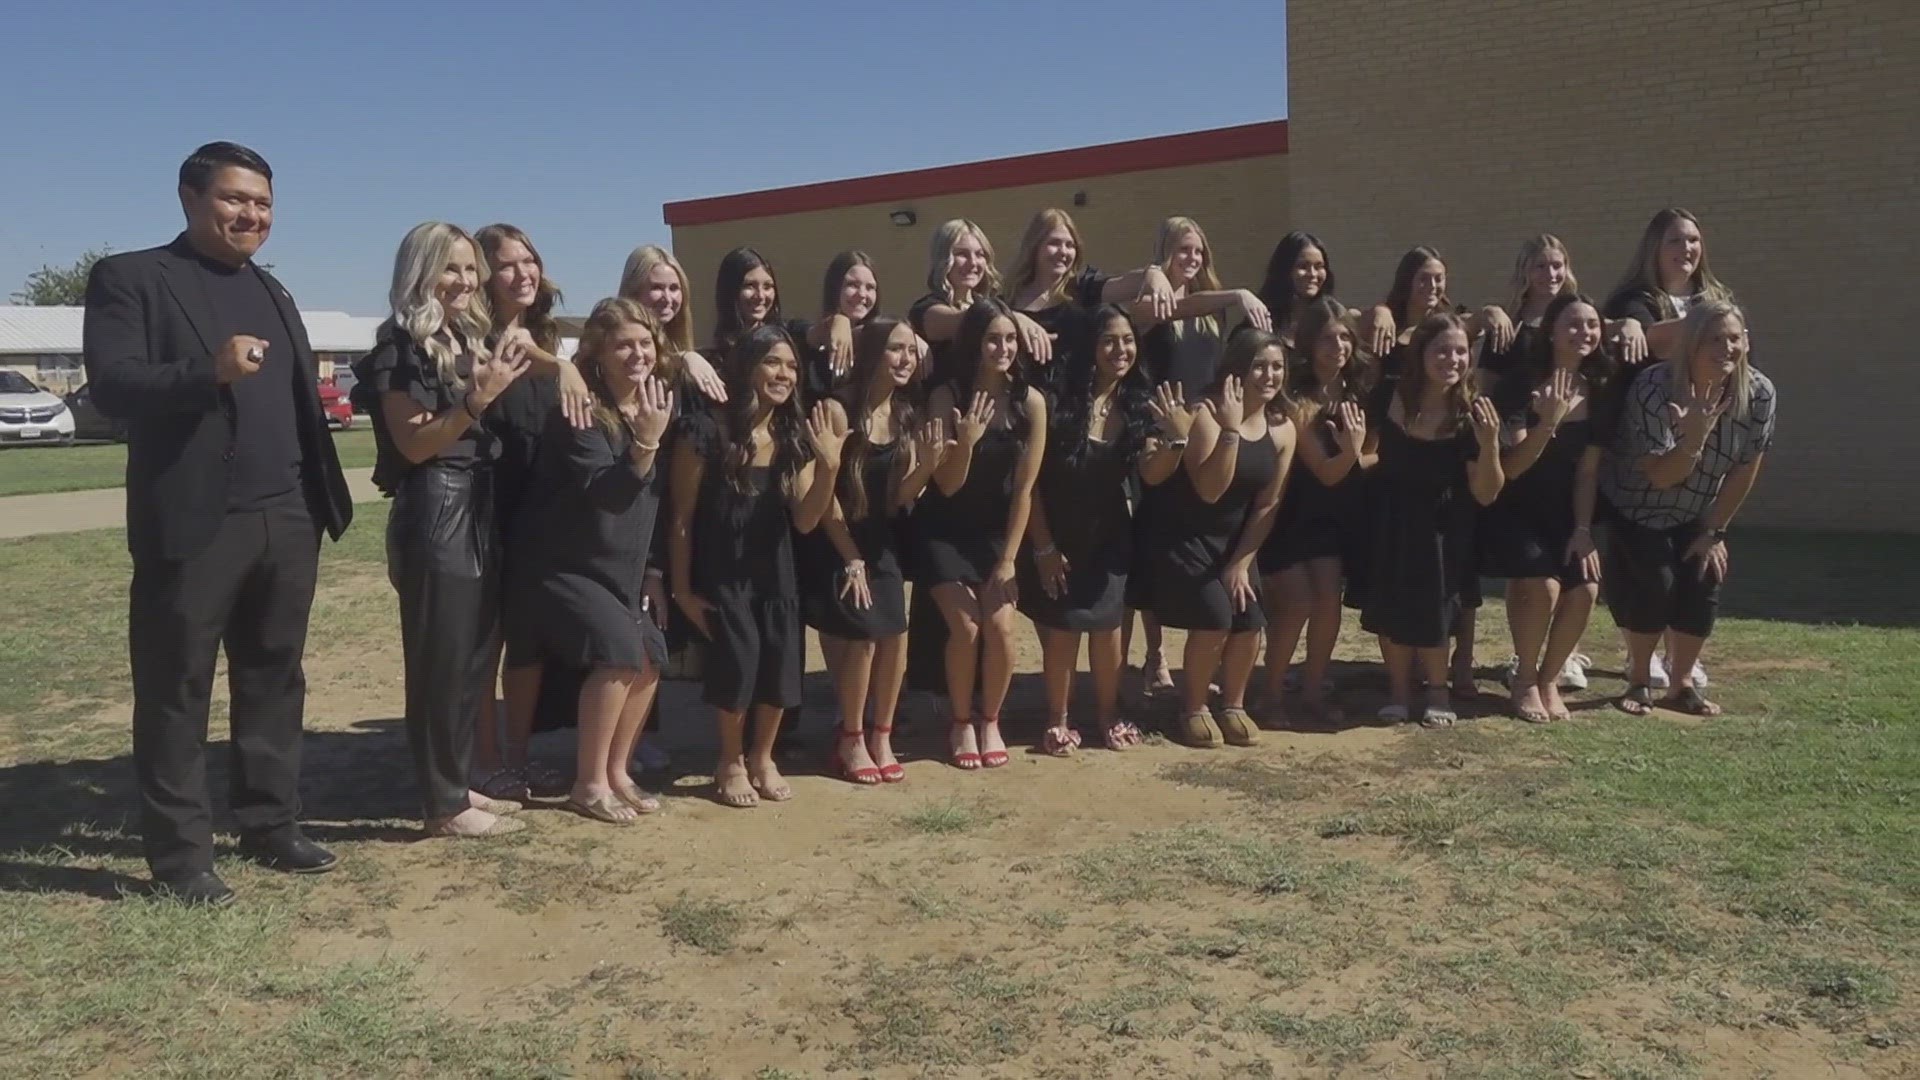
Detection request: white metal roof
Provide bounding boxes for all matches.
[0,305,385,355]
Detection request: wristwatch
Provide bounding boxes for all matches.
[1710,527,1729,541]
[1166,438,1189,450]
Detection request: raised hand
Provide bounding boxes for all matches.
[1014,312,1053,366]
[1532,367,1582,427]
[628,377,674,446]
[1140,265,1176,321]
[828,314,855,376]
[806,400,850,470]
[1149,382,1196,441]
[1470,395,1502,449]
[557,360,594,429]
[1613,319,1649,365]
[914,415,949,468]
[1361,305,1397,358]
[1215,375,1246,431]
[1482,305,1516,351]
[956,392,995,446]
[1667,390,1731,446]
[1335,400,1367,455]
[680,349,727,403]
[470,340,532,406]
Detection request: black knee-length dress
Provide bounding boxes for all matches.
[1019,432,1135,631]
[685,419,806,711]
[1257,414,1362,574]
[911,426,1021,586]
[1142,427,1278,633]
[800,438,909,639]
[1477,370,1594,585]
[1359,404,1483,649]
[506,410,668,673]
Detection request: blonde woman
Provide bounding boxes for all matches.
[908,218,1055,378]
[1600,300,1771,718]
[355,222,531,838]
[1126,215,1274,694]
[1486,234,1649,378]
[1003,208,1176,377]
[1602,208,1738,692]
[617,244,730,402]
[503,299,675,823]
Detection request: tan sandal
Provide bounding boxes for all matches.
[565,792,637,825]
[1216,707,1260,747]
[426,812,528,838]
[612,784,663,815]
[1179,709,1223,749]
[470,793,522,816]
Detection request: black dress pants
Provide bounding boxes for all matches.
[130,502,320,880]
[386,466,498,820]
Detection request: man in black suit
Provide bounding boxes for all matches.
[83,142,354,905]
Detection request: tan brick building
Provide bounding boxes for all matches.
[667,0,1920,531]
[663,120,1289,350]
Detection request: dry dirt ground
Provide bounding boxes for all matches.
[5,528,1917,1079]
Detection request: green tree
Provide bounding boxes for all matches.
[12,247,112,306]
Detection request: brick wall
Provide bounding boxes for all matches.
[668,154,1289,352]
[1289,0,1920,531]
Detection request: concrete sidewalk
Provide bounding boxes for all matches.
[0,468,383,540]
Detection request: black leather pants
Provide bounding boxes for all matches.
[386,465,498,820]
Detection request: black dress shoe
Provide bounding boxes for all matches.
[150,870,236,907]
[238,831,339,874]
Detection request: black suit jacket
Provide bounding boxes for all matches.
[82,235,353,561]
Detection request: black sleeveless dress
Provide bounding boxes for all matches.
[801,439,909,638]
[1142,427,1278,633]
[1018,432,1135,631]
[911,425,1021,586]
[1257,412,1361,574]
[686,419,805,711]
[1478,370,1595,584]
[1359,409,1483,649]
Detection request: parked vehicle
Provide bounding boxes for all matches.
[319,382,354,429]
[0,370,76,445]
[63,383,129,443]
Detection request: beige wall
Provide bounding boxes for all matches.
[1290,0,1920,531]
[669,153,1289,349]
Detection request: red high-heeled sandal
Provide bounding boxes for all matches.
[978,715,1010,769]
[869,724,905,783]
[832,729,881,785]
[949,717,981,770]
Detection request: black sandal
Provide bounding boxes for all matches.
[1661,685,1722,717]
[1615,684,1654,716]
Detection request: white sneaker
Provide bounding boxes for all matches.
[1647,652,1671,690]
[1558,654,1591,691]
[1690,660,1710,688]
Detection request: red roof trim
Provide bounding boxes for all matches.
[663,119,1287,228]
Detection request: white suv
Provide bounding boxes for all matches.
[0,370,76,445]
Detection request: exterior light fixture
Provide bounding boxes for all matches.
[889,209,917,227]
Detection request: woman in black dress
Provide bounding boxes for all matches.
[710,246,783,363]
[1005,208,1176,385]
[468,223,591,803]
[1143,328,1297,749]
[1127,215,1274,695]
[804,318,946,784]
[668,324,845,808]
[1359,312,1505,728]
[913,298,1048,769]
[1485,293,1610,723]
[1258,298,1374,727]
[357,221,532,838]
[505,299,675,823]
[1021,306,1162,754]
[792,249,880,401]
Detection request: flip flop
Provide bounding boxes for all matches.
[750,772,794,802]
[1615,684,1654,717]
[1660,685,1722,717]
[1420,706,1458,729]
[564,792,636,825]
[612,784,663,815]
[713,769,759,808]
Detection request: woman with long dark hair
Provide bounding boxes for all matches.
[1364,246,1516,380]
[1600,300,1772,718]
[355,222,530,837]
[802,317,946,783]
[668,324,845,807]
[1020,306,1164,753]
[795,249,882,400]
[1484,293,1612,723]
[1142,329,1297,748]
[504,299,674,822]
[710,246,784,362]
[911,298,1047,769]
[1258,298,1374,727]
[1359,313,1505,728]
[1254,230,1336,350]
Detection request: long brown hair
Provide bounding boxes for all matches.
[475,223,562,353]
[1006,208,1087,309]
[1215,327,1296,421]
[1396,312,1478,430]
[617,244,697,355]
[573,297,673,442]
[1289,297,1374,406]
[820,250,877,318]
[1384,246,1450,329]
[1614,207,1733,317]
[835,317,920,522]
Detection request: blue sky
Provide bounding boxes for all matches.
[1,0,1286,315]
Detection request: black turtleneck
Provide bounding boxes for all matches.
[188,246,305,510]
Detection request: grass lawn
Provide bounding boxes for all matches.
[1,516,1916,1077]
[0,427,377,498]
